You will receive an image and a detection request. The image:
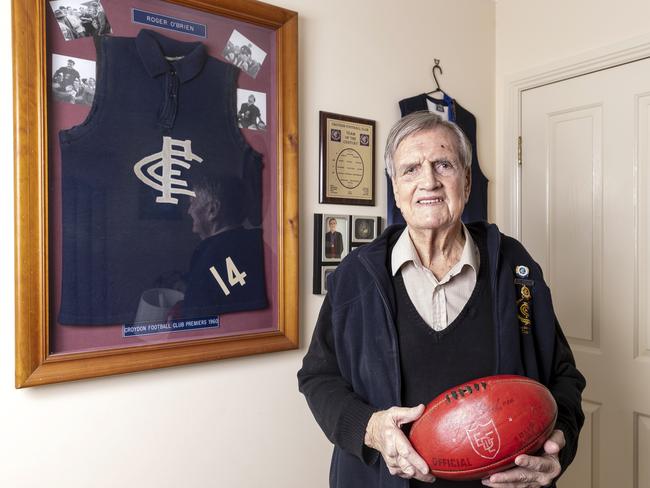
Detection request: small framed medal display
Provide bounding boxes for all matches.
[312,214,382,295]
[13,0,298,387]
[319,111,376,206]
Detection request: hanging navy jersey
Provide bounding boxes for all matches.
[58,29,266,324]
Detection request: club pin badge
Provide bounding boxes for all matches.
[515,265,529,278]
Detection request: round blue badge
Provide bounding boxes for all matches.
[515,265,529,278]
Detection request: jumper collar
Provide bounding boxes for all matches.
[423,93,456,121]
[136,29,207,83]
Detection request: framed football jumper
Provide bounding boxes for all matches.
[13,0,299,387]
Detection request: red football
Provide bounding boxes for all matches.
[408,375,557,481]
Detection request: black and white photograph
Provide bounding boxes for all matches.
[49,0,111,40]
[320,266,337,295]
[237,89,267,131]
[321,214,348,262]
[222,29,267,78]
[51,54,96,106]
[351,215,380,243]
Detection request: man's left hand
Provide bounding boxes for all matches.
[481,429,564,488]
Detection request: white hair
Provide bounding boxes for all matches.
[384,111,472,178]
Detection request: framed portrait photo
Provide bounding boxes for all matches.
[320,214,349,263]
[319,111,376,206]
[13,0,298,387]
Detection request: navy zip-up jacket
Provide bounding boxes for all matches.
[298,222,585,488]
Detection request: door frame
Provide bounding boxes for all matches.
[501,32,650,239]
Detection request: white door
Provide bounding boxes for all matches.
[521,58,650,488]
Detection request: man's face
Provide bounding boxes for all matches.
[67,61,74,68]
[328,219,337,232]
[187,189,216,239]
[248,95,255,104]
[391,128,470,234]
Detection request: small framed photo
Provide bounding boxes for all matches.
[321,214,349,262]
[320,266,337,295]
[351,215,381,244]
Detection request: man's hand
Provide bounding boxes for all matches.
[481,430,565,488]
[365,404,436,483]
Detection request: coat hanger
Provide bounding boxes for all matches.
[426,59,445,99]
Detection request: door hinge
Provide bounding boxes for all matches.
[517,136,522,166]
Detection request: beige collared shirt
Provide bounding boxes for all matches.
[391,225,480,331]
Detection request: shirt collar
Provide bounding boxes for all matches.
[136,29,207,83]
[391,224,479,277]
[454,224,480,276]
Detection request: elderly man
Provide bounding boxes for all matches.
[298,112,585,488]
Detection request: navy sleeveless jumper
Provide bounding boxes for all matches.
[58,29,266,324]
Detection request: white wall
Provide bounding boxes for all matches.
[0,1,495,487]
[494,0,650,230]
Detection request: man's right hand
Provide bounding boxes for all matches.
[365,404,436,483]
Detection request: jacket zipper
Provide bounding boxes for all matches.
[488,227,502,375]
[359,253,402,407]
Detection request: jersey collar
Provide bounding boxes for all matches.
[136,29,207,83]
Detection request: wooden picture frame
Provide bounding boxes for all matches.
[319,111,375,206]
[13,0,298,387]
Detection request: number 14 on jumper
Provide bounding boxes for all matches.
[209,257,247,296]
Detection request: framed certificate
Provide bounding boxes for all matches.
[319,111,375,206]
[13,0,298,387]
